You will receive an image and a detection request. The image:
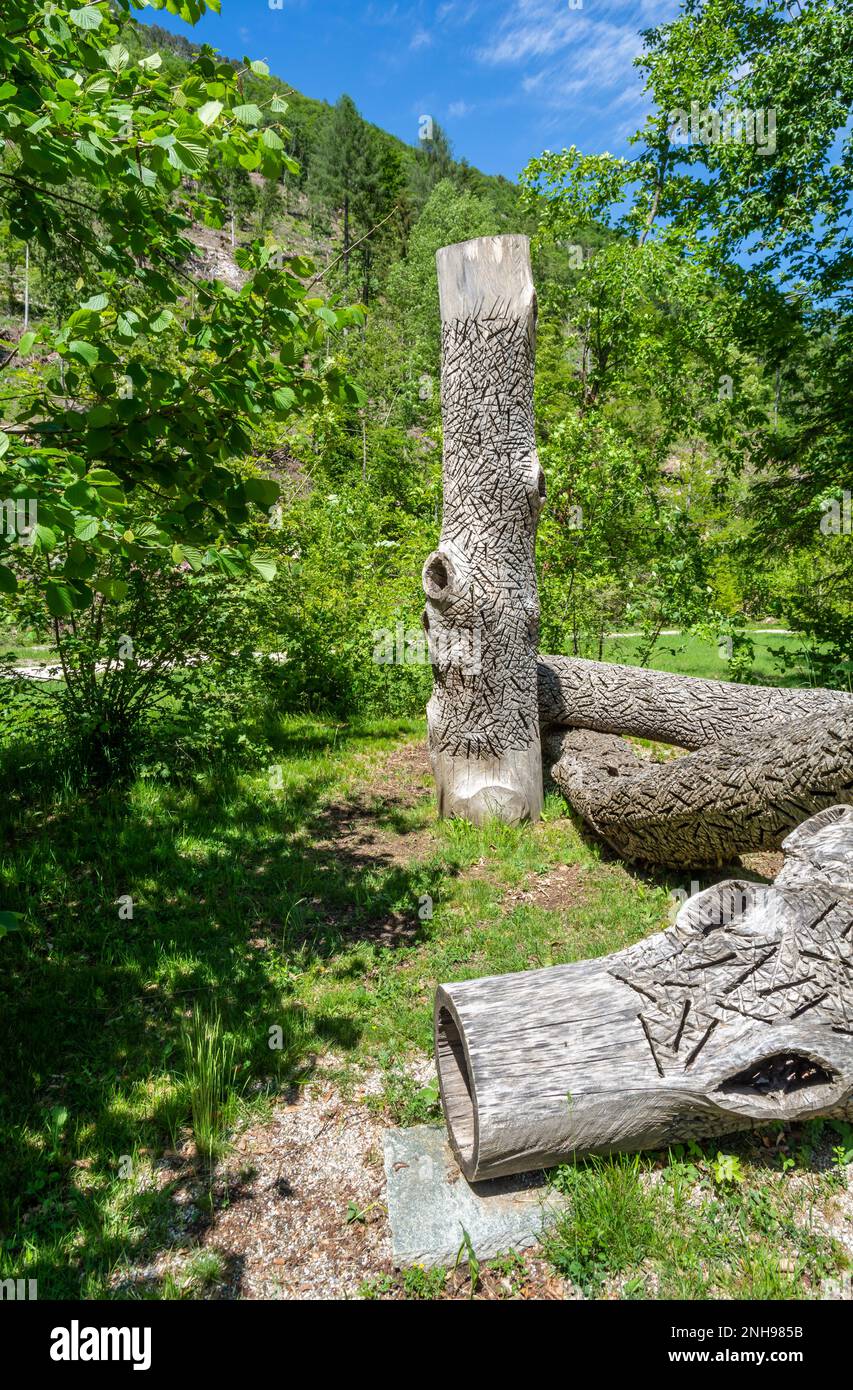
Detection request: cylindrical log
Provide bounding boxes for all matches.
[435,806,853,1181]
[424,235,545,826]
[538,654,853,750]
[550,709,853,865]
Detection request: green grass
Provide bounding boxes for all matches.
[0,625,54,665]
[601,630,836,686]
[0,712,849,1299]
[181,1012,240,1167]
[544,1139,846,1300]
[0,714,432,1296]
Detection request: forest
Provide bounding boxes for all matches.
[1,0,852,1312]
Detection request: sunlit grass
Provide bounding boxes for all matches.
[603,630,834,686]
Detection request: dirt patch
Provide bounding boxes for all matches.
[202,1075,394,1299]
[114,1066,574,1300]
[465,858,589,917]
[350,739,434,810]
[311,739,435,871]
[509,862,589,913]
[741,850,785,881]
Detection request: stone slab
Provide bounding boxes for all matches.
[383,1125,561,1269]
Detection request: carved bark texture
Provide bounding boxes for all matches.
[538,654,853,751]
[435,806,853,1181]
[549,711,853,866]
[424,235,544,826]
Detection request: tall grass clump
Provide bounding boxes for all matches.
[181,1011,240,1166]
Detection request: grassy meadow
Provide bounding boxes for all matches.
[2,705,851,1299]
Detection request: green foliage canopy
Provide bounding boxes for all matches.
[0,0,363,616]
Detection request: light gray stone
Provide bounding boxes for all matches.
[383,1125,561,1269]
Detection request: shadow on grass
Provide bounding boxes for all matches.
[0,714,446,1297]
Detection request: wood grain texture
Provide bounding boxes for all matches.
[435,807,853,1181]
[538,654,853,751]
[549,711,853,866]
[424,235,544,826]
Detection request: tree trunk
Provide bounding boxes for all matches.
[538,654,853,751]
[23,242,29,330]
[549,711,853,866]
[435,806,853,1181]
[343,193,350,288]
[424,235,545,825]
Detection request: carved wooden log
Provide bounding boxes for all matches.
[549,710,853,865]
[423,235,545,826]
[538,654,853,750]
[435,806,853,1181]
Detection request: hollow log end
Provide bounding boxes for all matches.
[434,988,478,1181]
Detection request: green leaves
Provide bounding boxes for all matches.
[92,575,128,600]
[84,468,121,488]
[0,0,360,624]
[712,1152,745,1188]
[248,549,277,582]
[0,911,21,939]
[102,43,129,74]
[67,339,99,368]
[171,543,204,571]
[197,99,223,127]
[73,516,100,542]
[168,139,207,174]
[68,5,102,30]
[243,477,280,508]
[147,309,174,334]
[232,103,263,127]
[45,579,80,617]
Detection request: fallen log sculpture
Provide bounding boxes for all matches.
[537,654,853,751]
[435,806,853,1180]
[549,712,853,866]
[423,234,544,826]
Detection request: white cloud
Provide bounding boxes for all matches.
[520,25,644,104]
[410,26,433,49]
[473,0,679,115]
[437,1,479,23]
[363,3,402,23]
[476,0,586,65]
[448,99,473,117]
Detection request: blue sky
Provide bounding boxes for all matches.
[139,0,680,180]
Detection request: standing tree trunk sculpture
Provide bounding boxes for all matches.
[422,241,853,848]
[435,807,853,1180]
[423,235,545,826]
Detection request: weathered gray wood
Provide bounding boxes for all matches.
[435,807,853,1181]
[549,710,853,865]
[538,654,853,750]
[424,235,544,826]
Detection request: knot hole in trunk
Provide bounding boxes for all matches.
[423,551,455,603]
